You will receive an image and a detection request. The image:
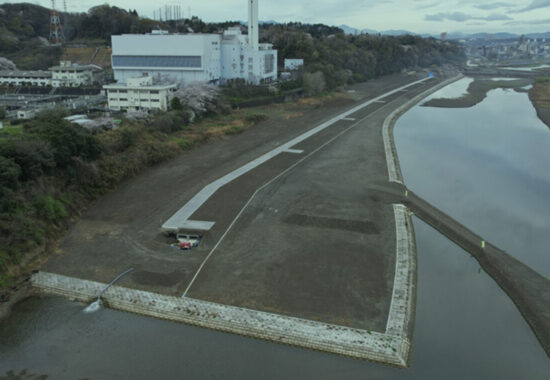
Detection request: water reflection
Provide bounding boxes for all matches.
[396,85,550,277]
[1,79,550,378]
[422,77,473,102]
[1,219,549,379]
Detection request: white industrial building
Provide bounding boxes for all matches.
[49,61,102,87]
[103,76,175,112]
[110,0,277,87]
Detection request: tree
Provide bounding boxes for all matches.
[0,138,55,181]
[170,96,183,111]
[303,71,326,96]
[25,112,102,168]
[0,106,5,120]
[171,83,221,117]
[0,156,21,188]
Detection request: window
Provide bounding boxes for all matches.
[264,54,275,74]
[119,98,128,101]
[150,90,159,94]
[112,55,202,68]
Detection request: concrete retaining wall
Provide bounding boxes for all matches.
[32,271,409,366]
[383,74,464,184]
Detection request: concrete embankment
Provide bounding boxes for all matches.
[404,190,550,358]
[381,72,550,358]
[31,271,411,367]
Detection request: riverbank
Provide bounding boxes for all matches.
[388,77,550,358]
[421,77,531,108]
[420,74,550,130]
[529,79,550,129]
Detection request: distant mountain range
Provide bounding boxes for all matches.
[337,24,550,40]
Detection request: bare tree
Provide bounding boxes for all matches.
[0,57,17,71]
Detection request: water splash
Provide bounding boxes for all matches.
[83,298,102,313]
[82,267,134,313]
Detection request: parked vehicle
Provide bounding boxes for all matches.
[176,232,202,248]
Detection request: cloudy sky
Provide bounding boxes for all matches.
[5,0,550,34]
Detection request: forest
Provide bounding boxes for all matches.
[0,3,465,78]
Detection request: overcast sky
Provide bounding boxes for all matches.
[5,0,550,34]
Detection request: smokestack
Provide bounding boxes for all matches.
[248,0,259,50]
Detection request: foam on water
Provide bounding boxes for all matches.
[83,298,102,313]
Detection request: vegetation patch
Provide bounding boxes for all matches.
[529,80,550,129]
[422,78,532,108]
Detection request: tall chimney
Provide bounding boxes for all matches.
[248,0,259,50]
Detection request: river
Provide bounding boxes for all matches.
[1,78,549,379]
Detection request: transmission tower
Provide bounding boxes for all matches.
[49,0,65,46]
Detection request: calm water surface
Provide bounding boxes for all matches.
[1,80,549,378]
[396,83,550,277]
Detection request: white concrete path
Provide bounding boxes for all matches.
[162,76,433,232]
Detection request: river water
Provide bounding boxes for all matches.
[1,79,549,378]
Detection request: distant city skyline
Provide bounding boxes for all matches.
[2,0,550,34]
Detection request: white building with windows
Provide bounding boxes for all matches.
[103,75,175,111]
[284,59,304,71]
[0,70,52,87]
[110,0,277,87]
[49,61,102,87]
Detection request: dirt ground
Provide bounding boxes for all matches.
[530,81,550,129]
[42,71,446,332]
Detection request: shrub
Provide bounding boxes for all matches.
[170,97,183,111]
[33,196,68,224]
[0,155,21,188]
[244,113,268,124]
[26,112,102,167]
[121,128,136,149]
[303,71,326,96]
[0,138,55,181]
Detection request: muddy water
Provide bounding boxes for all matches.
[1,79,550,378]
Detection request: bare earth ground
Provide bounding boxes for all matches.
[530,80,550,129]
[43,72,442,333]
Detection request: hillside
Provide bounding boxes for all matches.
[0,3,61,69]
[1,2,465,76]
[61,47,112,68]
